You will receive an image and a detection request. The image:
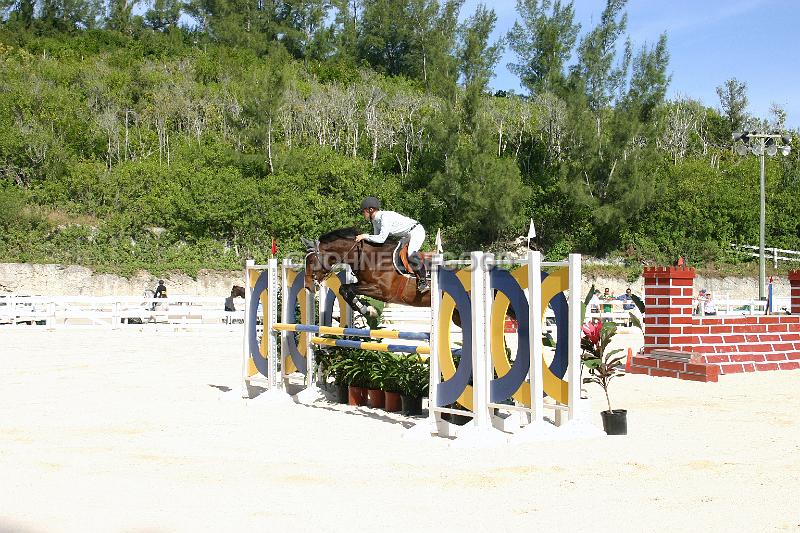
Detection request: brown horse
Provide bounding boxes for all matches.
[231,285,246,299]
[301,227,430,318]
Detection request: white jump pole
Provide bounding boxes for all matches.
[452,251,507,446]
[528,250,544,423]
[567,253,581,421]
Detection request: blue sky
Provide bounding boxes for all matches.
[461,0,799,129]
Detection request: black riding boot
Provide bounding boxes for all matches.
[409,253,429,293]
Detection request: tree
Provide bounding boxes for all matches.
[40,0,103,30]
[623,33,669,123]
[184,0,279,51]
[358,0,462,93]
[106,0,140,33]
[572,0,629,115]
[427,4,529,249]
[276,0,333,64]
[0,0,36,27]
[507,0,579,96]
[358,0,412,76]
[145,0,181,31]
[716,77,748,134]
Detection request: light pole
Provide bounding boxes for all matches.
[732,131,793,300]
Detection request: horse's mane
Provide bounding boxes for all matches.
[317,226,398,247]
[318,227,359,243]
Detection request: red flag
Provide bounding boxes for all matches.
[271,239,277,257]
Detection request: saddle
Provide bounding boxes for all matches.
[392,237,433,277]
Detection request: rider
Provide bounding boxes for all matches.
[355,196,429,292]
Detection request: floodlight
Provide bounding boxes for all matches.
[766,144,778,156]
[751,143,764,155]
[732,131,742,140]
[735,143,749,155]
[780,145,791,156]
[782,135,792,144]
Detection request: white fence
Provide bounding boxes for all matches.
[731,243,800,267]
[0,294,245,329]
[695,296,791,316]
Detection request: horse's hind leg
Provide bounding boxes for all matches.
[339,284,377,319]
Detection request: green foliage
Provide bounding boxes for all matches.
[581,320,625,412]
[395,354,429,398]
[0,2,797,278]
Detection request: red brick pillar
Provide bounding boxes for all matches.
[642,266,696,354]
[789,270,800,315]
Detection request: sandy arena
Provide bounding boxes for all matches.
[1,327,798,532]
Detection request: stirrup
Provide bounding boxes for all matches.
[417,278,430,293]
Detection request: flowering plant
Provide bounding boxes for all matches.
[581,320,625,413]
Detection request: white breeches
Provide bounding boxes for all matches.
[407,225,426,255]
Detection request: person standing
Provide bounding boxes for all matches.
[154,279,167,299]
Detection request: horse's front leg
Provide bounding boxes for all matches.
[339,283,378,319]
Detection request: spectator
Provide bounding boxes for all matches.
[703,291,717,316]
[695,288,707,315]
[154,279,167,299]
[151,279,167,311]
[617,287,636,310]
[600,287,614,313]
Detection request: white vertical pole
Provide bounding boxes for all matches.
[567,253,581,421]
[470,251,489,429]
[281,259,291,384]
[267,258,278,390]
[528,251,544,423]
[428,254,442,428]
[242,260,254,397]
[111,300,118,330]
[305,280,316,389]
[344,295,354,328]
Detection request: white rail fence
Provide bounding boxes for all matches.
[0,295,245,329]
[731,243,800,267]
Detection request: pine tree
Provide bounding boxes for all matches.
[507,0,579,96]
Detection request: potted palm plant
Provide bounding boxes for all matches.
[319,348,350,404]
[340,348,371,406]
[397,355,429,416]
[366,351,386,409]
[381,355,403,412]
[581,320,627,435]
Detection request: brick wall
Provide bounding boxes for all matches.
[630,267,800,381]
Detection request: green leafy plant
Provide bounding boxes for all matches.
[581,321,625,413]
[367,352,388,390]
[380,354,403,393]
[396,355,429,398]
[338,347,374,388]
[316,346,349,387]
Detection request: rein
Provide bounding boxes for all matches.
[305,239,363,286]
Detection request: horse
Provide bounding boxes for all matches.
[231,285,246,299]
[301,227,430,319]
[227,285,246,312]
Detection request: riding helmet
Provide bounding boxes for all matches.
[359,196,381,211]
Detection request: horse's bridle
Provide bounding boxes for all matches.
[304,240,362,289]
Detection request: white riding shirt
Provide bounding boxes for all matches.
[364,210,425,254]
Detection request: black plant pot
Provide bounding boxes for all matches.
[400,394,422,416]
[442,412,471,426]
[336,383,348,404]
[601,409,627,435]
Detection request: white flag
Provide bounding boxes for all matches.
[435,229,443,253]
[527,219,536,239]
